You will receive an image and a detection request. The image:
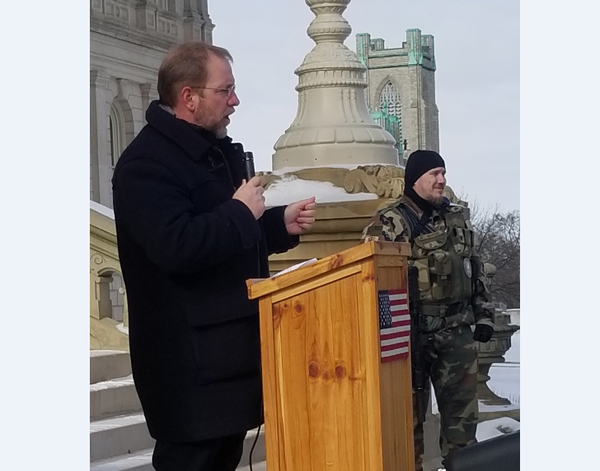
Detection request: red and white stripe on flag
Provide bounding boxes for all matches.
[378,288,410,363]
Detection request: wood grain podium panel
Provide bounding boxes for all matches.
[249,242,414,471]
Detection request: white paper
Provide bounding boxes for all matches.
[272,258,318,278]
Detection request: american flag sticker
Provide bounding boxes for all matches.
[378,288,410,363]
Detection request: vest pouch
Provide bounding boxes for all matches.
[444,207,474,257]
[413,258,431,293]
[431,285,450,301]
[414,229,447,253]
[445,205,470,226]
[429,250,452,276]
[447,252,474,302]
[450,227,474,256]
[428,250,452,301]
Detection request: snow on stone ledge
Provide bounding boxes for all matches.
[265,175,377,207]
[116,322,129,336]
[90,200,114,219]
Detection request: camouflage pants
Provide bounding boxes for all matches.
[413,325,479,471]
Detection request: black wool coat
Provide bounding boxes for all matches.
[112,101,298,443]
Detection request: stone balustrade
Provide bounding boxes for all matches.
[90,202,129,350]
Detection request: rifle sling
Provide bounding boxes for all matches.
[397,204,432,243]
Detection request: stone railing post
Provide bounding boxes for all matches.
[476,305,520,406]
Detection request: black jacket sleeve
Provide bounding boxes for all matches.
[261,206,300,255]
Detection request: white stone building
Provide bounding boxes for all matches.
[90,0,214,208]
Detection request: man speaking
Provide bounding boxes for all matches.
[112,41,316,471]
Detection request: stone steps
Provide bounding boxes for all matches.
[237,460,267,471]
[91,350,132,384]
[90,374,141,419]
[90,350,267,470]
[90,448,154,471]
[90,427,266,470]
[91,412,155,462]
[240,427,267,467]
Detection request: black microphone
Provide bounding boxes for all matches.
[243,151,256,180]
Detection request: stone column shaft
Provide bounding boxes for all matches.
[90,70,112,205]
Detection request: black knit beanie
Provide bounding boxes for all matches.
[404,150,446,189]
[403,150,446,210]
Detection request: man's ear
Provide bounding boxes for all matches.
[179,86,197,112]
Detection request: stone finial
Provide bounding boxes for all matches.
[272,0,398,170]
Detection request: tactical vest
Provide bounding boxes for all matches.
[398,203,476,311]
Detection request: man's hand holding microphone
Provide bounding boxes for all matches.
[233,176,266,220]
[233,150,316,235]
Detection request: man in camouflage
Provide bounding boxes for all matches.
[362,150,495,470]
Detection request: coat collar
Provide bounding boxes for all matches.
[145,100,233,162]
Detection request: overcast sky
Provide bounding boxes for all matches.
[209,0,520,212]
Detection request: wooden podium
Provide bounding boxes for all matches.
[247,241,415,471]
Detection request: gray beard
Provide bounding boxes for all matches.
[215,127,228,139]
[427,195,444,207]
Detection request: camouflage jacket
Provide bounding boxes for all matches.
[363,195,494,332]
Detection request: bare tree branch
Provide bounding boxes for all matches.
[471,208,520,308]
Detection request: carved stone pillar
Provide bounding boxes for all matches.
[272,0,398,169]
[198,0,214,42]
[90,70,112,205]
[182,0,214,42]
[118,286,129,328]
[135,0,159,32]
[90,251,114,321]
[476,307,520,406]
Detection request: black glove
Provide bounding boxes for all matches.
[473,324,494,343]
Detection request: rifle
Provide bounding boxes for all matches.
[408,266,429,424]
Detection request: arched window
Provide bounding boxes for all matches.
[378,81,403,152]
[379,81,402,120]
[97,271,126,323]
[108,104,125,168]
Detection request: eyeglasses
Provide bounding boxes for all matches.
[190,85,236,99]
